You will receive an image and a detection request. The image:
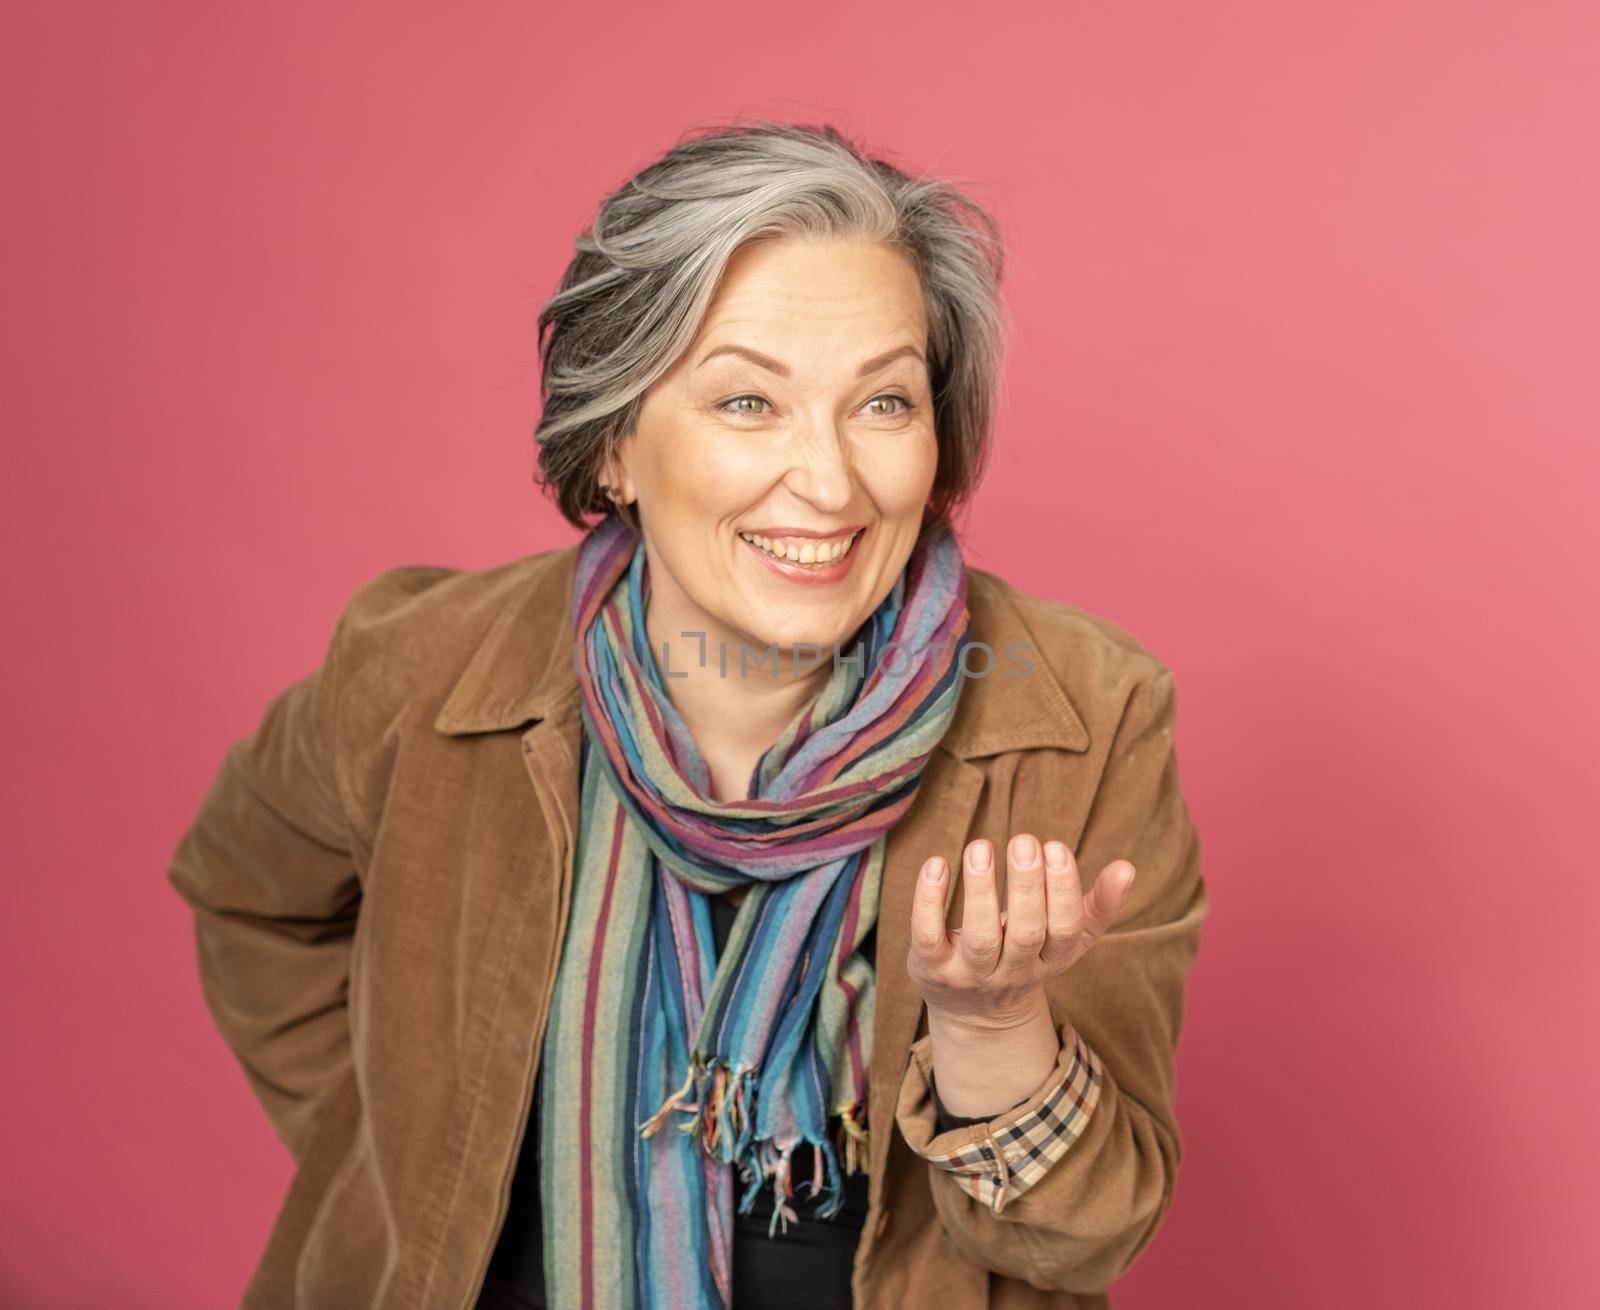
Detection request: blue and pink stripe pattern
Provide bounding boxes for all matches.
[536,513,971,1307]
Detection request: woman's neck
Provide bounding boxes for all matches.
[643,585,835,804]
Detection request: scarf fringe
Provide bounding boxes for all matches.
[637,1057,872,1236]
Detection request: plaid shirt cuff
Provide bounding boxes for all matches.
[895,1010,1104,1215]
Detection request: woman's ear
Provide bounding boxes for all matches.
[595,458,641,533]
[597,457,636,506]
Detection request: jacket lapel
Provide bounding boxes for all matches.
[516,688,584,1001]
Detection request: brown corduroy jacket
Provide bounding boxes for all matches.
[168,540,1209,1309]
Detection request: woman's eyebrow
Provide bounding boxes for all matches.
[696,343,925,378]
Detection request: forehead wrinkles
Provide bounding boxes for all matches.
[699,258,927,358]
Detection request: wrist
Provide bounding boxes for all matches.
[924,990,1063,1120]
[926,986,1054,1041]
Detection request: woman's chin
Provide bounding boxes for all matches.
[724,612,860,668]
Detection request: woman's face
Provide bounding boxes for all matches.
[606,236,939,664]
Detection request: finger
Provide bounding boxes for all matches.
[910,856,954,963]
[1040,840,1085,971]
[1080,860,1137,950]
[956,838,1002,972]
[1000,833,1048,971]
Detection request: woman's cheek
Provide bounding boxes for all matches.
[653,433,737,511]
[857,430,938,513]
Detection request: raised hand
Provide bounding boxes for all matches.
[905,833,1135,1120]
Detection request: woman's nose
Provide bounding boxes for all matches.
[781,425,855,512]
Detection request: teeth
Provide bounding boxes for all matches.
[739,529,861,567]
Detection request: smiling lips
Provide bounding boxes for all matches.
[732,524,864,585]
[738,528,862,565]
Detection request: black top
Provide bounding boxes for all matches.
[475,892,1006,1309]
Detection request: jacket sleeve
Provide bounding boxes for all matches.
[895,667,1209,1294]
[167,604,364,1167]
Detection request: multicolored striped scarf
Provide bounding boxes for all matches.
[537,512,970,1308]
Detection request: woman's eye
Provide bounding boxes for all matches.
[720,394,771,417]
[864,393,911,417]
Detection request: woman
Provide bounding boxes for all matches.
[169,121,1208,1310]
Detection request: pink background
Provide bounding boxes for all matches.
[4,2,1596,1306]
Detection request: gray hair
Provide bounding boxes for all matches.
[532,118,1008,540]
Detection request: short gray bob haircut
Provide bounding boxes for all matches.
[532,118,1008,540]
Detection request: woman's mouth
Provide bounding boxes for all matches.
[736,526,865,584]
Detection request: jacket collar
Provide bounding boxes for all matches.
[433,541,1089,757]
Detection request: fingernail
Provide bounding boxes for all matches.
[970,841,992,873]
[923,857,947,884]
[1044,841,1070,870]
[1012,834,1039,867]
